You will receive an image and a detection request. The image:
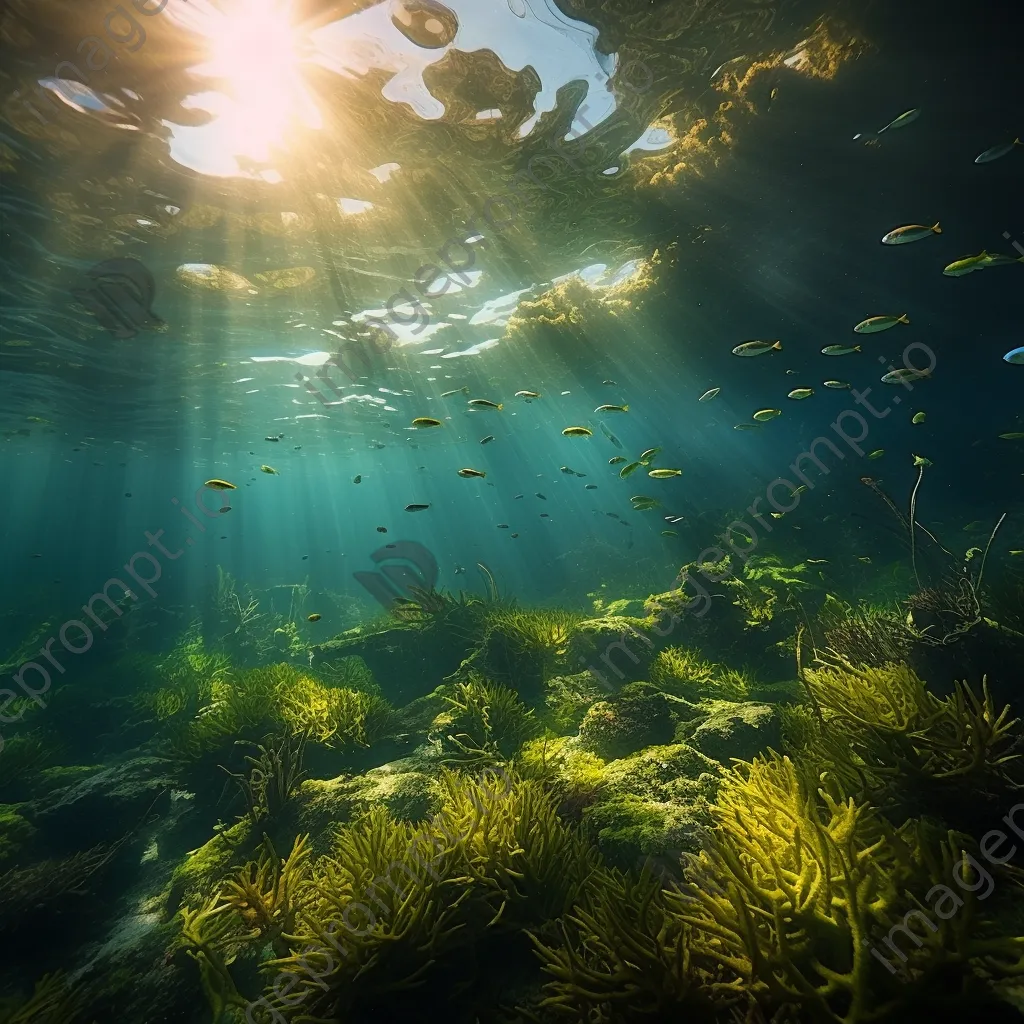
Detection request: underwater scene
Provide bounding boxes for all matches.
[1,0,1023,1020]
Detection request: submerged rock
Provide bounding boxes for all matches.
[566,615,658,686]
[679,701,782,765]
[578,687,675,760]
[28,757,176,853]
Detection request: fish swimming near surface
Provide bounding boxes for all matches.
[441,386,470,397]
[732,340,782,356]
[753,408,781,421]
[823,380,851,389]
[468,399,503,410]
[878,108,921,133]
[307,613,321,622]
[638,448,661,464]
[515,390,541,399]
[912,411,926,425]
[205,478,236,490]
[854,314,910,333]
[608,456,627,464]
[260,465,278,474]
[822,345,861,356]
[562,426,593,437]
[1003,347,1024,365]
[595,404,628,413]
[787,388,814,400]
[405,503,431,511]
[648,468,682,478]
[480,435,495,444]
[458,468,486,478]
[353,474,362,483]
[881,223,941,245]
[619,461,641,478]
[411,417,442,428]
[699,387,721,401]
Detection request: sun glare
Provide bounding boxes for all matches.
[189,0,321,169]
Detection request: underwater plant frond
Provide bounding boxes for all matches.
[222,731,308,824]
[431,678,539,764]
[2,971,86,1024]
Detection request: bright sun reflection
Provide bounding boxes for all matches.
[187,0,321,172]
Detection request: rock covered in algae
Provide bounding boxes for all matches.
[678,700,782,765]
[577,686,674,760]
[296,758,441,852]
[565,615,658,685]
[29,756,176,853]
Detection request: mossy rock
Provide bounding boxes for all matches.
[296,759,441,852]
[544,671,608,731]
[28,756,177,855]
[678,701,782,765]
[578,689,674,760]
[601,743,722,804]
[166,818,252,910]
[565,616,657,685]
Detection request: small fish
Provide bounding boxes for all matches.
[806,558,829,565]
[608,456,627,465]
[881,223,941,245]
[881,367,930,384]
[943,253,990,277]
[480,435,495,444]
[497,523,509,529]
[1004,347,1024,365]
[458,468,486,478]
[822,345,861,356]
[999,432,1024,440]
[664,515,685,523]
[602,380,618,385]
[594,404,629,413]
[441,386,470,397]
[562,426,593,437]
[405,503,431,511]
[205,478,237,490]
[975,138,1022,164]
[857,556,872,564]
[1010,550,1024,557]
[753,408,781,421]
[770,512,784,519]
[511,533,519,538]
[878,108,920,133]
[787,388,814,400]
[661,530,679,537]
[307,613,322,622]
[540,513,550,518]
[585,484,597,489]
[912,411,926,424]
[412,417,443,428]
[868,449,885,459]
[469,399,503,410]
[912,454,932,466]
[599,423,623,448]
[260,465,278,474]
[699,387,721,402]
[734,423,760,430]
[638,448,661,464]
[792,484,808,495]
[854,314,910,333]
[559,466,575,475]
[823,380,851,389]
[514,494,523,499]
[536,492,546,499]
[219,506,231,514]
[785,369,798,375]
[265,435,280,442]
[978,252,1024,268]
[732,340,782,357]
[606,512,620,519]
[619,461,641,478]
[353,474,362,483]
[515,390,541,398]
[648,468,682,478]
[377,526,388,533]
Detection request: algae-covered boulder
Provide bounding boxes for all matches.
[578,687,674,760]
[29,757,176,854]
[166,818,251,910]
[679,701,782,765]
[581,743,722,869]
[296,758,440,852]
[566,616,657,685]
